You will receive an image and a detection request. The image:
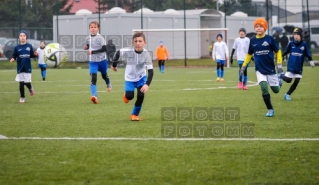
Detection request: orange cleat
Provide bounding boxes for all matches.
[90,96,98,104]
[130,114,140,121]
[123,93,129,104]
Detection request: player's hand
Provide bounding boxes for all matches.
[112,66,117,72]
[34,51,38,56]
[88,50,92,55]
[277,64,283,73]
[140,84,149,93]
[309,61,315,68]
[84,45,88,50]
[230,58,233,64]
[239,66,246,76]
[10,58,15,63]
[213,58,215,62]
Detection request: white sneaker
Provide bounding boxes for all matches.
[19,98,25,103]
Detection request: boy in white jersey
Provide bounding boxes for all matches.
[112,32,154,121]
[212,34,228,82]
[230,28,250,89]
[36,41,46,81]
[84,21,112,104]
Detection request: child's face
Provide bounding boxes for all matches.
[40,42,45,48]
[217,36,222,42]
[89,24,99,35]
[239,31,246,38]
[133,36,146,51]
[293,33,301,42]
[19,33,27,43]
[254,24,265,35]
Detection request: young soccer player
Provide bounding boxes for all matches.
[212,34,228,82]
[36,41,46,81]
[10,30,38,103]
[84,21,112,104]
[240,18,283,117]
[230,28,250,90]
[112,32,154,121]
[279,27,315,101]
[156,41,169,73]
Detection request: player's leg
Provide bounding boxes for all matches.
[256,71,274,117]
[243,66,248,90]
[23,73,34,96]
[158,60,161,72]
[123,81,135,104]
[99,60,111,92]
[238,63,243,89]
[161,60,165,73]
[41,64,47,81]
[19,81,25,103]
[89,62,98,103]
[220,60,225,82]
[130,76,147,121]
[216,61,221,82]
[285,78,301,101]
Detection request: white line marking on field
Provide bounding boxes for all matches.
[183,82,259,90]
[0,135,8,139]
[0,136,318,141]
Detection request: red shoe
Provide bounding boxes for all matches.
[243,85,248,90]
[90,96,98,104]
[123,93,129,104]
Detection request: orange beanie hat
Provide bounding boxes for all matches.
[254,18,268,31]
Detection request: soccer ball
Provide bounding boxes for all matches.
[44,43,67,67]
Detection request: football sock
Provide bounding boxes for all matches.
[220,70,224,78]
[19,82,25,98]
[162,65,165,71]
[158,61,161,71]
[260,81,273,109]
[132,106,142,116]
[43,68,46,78]
[90,85,97,96]
[24,82,32,90]
[216,69,220,77]
[239,73,242,82]
[243,76,248,85]
[287,78,300,95]
[262,94,273,110]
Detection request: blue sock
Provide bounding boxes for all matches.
[221,70,224,78]
[132,106,142,116]
[43,70,46,78]
[243,76,248,85]
[216,69,219,77]
[239,73,242,82]
[90,85,97,96]
[162,65,165,71]
[106,78,110,85]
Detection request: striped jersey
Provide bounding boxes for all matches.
[232,37,250,61]
[85,34,106,62]
[212,41,228,60]
[118,47,153,82]
[248,35,279,75]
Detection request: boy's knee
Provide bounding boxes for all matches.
[259,81,269,95]
[91,73,97,85]
[271,86,280,94]
[125,91,134,100]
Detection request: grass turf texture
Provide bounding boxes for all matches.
[0,66,319,184]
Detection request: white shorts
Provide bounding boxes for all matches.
[15,73,32,82]
[285,71,302,79]
[256,71,279,86]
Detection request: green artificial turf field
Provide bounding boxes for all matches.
[0,65,319,185]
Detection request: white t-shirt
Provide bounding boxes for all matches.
[118,47,153,82]
[232,37,250,61]
[36,47,45,65]
[212,41,229,60]
[85,34,106,62]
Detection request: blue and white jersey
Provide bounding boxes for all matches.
[36,47,45,65]
[13,43,36,74]
[233,37,250,61]
[248,35,279,75]
[85,34,106,62]
[284,41,312,75]
[118,47,153,82]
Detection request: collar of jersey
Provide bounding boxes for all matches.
[135,49,143,54]
[256,34,266,39]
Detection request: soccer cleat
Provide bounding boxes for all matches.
[123,93,129,104]
[107,83,112,92]
[131,114,140,121]
[284,94,291,101]
[266,109,274,117]
[243,85,248,90]
[90,96,98,104]
[216,77,220,82]
[42,78,45,81]
[220,78,224,82]
[29,88,34,96]
[277,73,283,87]
[19,98,25,103]
[238,82,243,89]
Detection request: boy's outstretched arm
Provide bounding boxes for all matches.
[91,45,107,54]
[275,50,283,73]
[111,50,121,71]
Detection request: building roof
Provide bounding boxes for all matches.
[64,0,104,14]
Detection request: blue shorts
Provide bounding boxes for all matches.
[38,64,47,68]
[125,76,147,91]
[216,59,225,65]
[89,60,108,74]
[237,60,244,65]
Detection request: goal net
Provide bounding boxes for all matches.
[132,28,229,67]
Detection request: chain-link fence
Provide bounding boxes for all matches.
[1,0,318,63]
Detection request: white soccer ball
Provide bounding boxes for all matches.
[44,43,67,67]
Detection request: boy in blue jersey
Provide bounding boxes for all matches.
[240,18,283,117]
[112,32,154,121]
[279,27,315,101]
[10,30,38,103]
[230,28,250,89]
[36,41,46,81]
[84,21,112,104]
